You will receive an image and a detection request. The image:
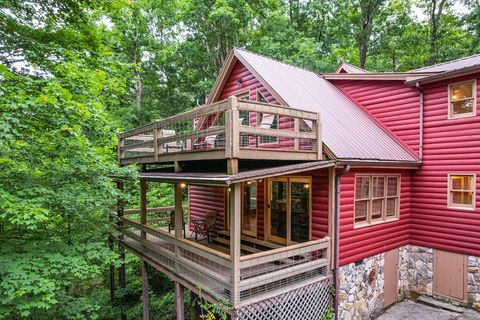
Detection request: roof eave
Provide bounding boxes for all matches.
[405,65,480,86]
[323,72,440,81]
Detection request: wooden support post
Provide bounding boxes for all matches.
[229,183,241,307]
[153,126,160,162]
[293,118,300,151]
[175,183,184,238]
[328,166,335,272]
[175,282,185,320]
[142,260,150,320]
[117,180,127,320]
[316,113,322,160]
[227,158,238,175]
[140,178,147,238]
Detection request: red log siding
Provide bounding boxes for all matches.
[219,60,277,103]
[310,170,329,239]
[333,80,420,156]
[410,74,480,256]
[339,168,412,266]
[257,180,266,240]
[188,186,225,230]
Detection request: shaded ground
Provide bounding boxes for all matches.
[376,300,480,320]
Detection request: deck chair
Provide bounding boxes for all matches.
[161,129,184,153]
[204,211,217,243]
[168,210,186,237]
[257,113,277,146]
[193,135,225,149]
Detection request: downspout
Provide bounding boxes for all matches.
[416,82,424,161]
[334,164,350,320]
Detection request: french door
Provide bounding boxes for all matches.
[267,177,311,245]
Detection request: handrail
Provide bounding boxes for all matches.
[124,205,189,215]
[119,99,230,139]
[239,236,330,262]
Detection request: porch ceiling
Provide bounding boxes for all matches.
[140,160,336,186]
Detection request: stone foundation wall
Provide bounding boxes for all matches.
[338,253,385,319]
[338,246,480,319]
[467,256,480,310]
[405,245,433,296]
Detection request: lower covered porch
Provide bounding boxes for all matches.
[114,161,335,315]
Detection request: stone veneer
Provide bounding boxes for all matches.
[338,245,480,319]
[467,256,480,310]
[338,253,385,319]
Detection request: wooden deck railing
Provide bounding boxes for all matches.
[114,212,330,307]
[118,96,322,165]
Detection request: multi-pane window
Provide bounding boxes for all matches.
[354,175,400,226]
[448,174,475,209]
[449,80,476,118]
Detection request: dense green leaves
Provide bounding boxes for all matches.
[0,0,478,319]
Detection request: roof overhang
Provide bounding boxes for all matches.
[323,72,439,81]
[140,161,336,186]
[405,65,480,86]
[336,159,421,169]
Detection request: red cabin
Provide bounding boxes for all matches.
[115,49,480,319]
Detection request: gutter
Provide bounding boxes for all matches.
[333,164,350,320]
[416,82,424,161]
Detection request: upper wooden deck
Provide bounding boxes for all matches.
[118,97,322,166]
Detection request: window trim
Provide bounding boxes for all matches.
[353,174,401,229]
[448,79,477,119]
[447,173,476,210]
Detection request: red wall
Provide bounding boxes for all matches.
[410,74,480,256]
[188,186,226,231]
[339,168,412,266]
[334,80,420,156]
[219,60,277,103]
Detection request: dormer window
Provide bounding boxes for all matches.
[449,80,476,118]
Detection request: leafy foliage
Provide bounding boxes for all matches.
[0,0,478,319]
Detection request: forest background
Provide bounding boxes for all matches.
[1,0,479,318]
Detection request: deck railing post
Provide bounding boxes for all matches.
[316,113,322,159]
[229,183,241,306]
[174,183,184,239]
[294,117,300,151]
[153,124,160,162]
[140,178,148,239]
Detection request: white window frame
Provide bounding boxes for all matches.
[447,173,476,210]
[448,80,477,119]
[354,174,401,229]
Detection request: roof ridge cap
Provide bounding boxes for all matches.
[234,47,319,75]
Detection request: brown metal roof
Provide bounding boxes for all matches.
[335,62,369,73]
[234,48,417,162]
[409,54,480,73]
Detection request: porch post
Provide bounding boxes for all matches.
[117,180,127,320]
[328,166,335,271]
[142,259,150,320]
[175,282,185,320]
[229,183,241,307]
[174,183,184,238]
[140,178,147,238]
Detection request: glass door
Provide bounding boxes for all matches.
[242,182,257,237]
[267,178,311,245]
[268,179,288,244]
[290,179,311,243]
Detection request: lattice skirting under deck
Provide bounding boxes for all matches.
[235,277,332,320]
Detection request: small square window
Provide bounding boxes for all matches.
[449,80,476,118]
[448,174,475,209]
